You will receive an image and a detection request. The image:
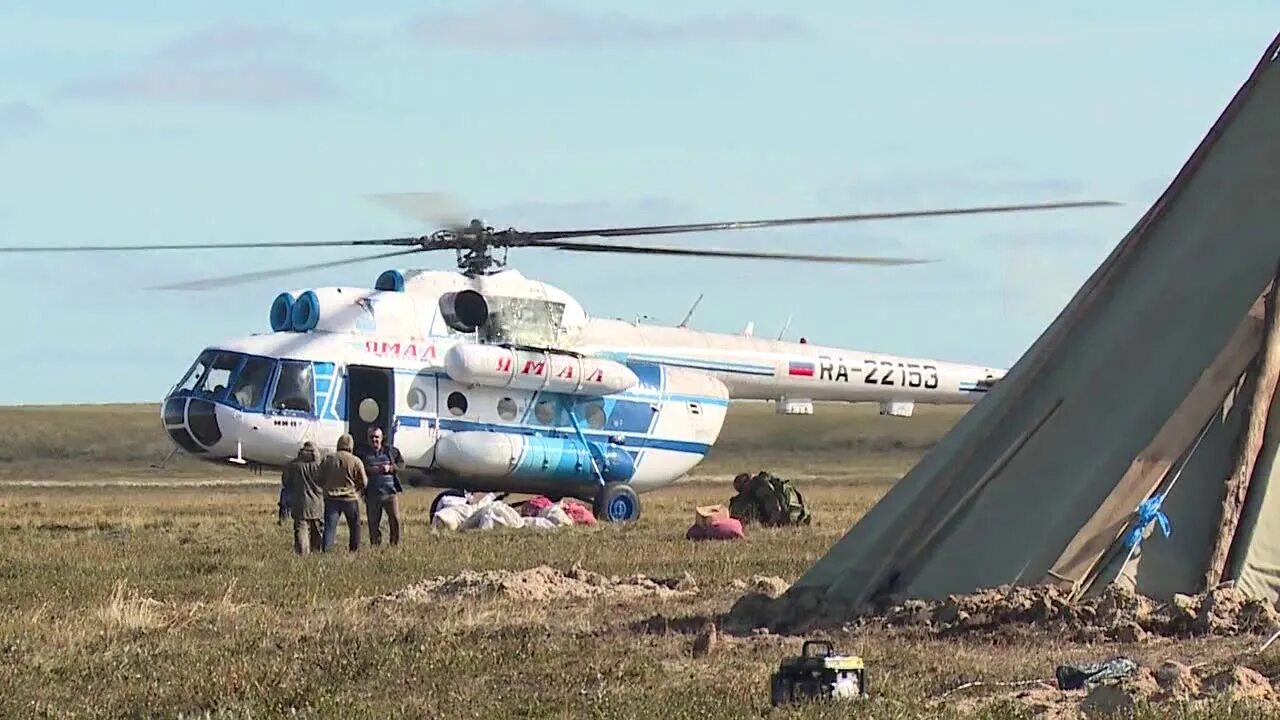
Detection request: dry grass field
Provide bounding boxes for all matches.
[0,402,1272,718]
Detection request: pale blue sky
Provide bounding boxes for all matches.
[2,2,1278,405]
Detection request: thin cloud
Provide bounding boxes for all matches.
[61,62,338,107]
[0,102,43,134]
[405,2,810,48]
[149,23,373,63]
[58,23,347,108]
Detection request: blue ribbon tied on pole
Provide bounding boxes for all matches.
[1122,491,1171,550]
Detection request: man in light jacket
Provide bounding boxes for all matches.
[319,433,367,552]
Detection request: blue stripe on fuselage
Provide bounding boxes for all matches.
[434,418,709,455]
[599,352,774,377]
[197,357,716,458]
[200,398,711,456]
[383,366,726,407]
[627,359,664,392]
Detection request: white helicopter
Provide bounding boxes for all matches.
[4,196,1117,521]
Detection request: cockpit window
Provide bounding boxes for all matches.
[197,353,241,398]
[270,360,315,414]
[176,350,214,393]
[230,356,273,411]
[170,351,318,416]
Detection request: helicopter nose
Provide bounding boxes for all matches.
[161,393,224,455]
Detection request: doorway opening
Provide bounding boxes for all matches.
[345,365,395,445]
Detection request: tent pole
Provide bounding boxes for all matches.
[1072,409,1216,602]
[1203,258,1280,590]
[1043,287,1271,594]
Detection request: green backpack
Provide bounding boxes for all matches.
[749,472,811,527]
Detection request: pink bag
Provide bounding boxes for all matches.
[521,496,554,516]
[560,499,597,526]
[686,517,745,540]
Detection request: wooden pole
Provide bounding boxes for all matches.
[1203,258,1280,590]
[1043,288,1269,592]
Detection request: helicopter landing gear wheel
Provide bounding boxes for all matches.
[593,483,641,523]
[428,489,467,523]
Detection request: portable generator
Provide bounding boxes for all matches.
[769,640,867,707]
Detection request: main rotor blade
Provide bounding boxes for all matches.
[518,200,1120,241]
[546,240,932,265]
[148,247,430,291]
[0,238,423,252]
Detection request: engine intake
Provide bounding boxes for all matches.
[291,290,321,331]
[269,291,299,332]
[440,289,489,333]
[375,269,405,292]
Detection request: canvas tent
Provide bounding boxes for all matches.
[791,32,1280,609]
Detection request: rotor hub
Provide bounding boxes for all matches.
[425,219,513,276]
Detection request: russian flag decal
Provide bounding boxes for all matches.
[788,360,815,377]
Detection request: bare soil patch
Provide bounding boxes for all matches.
[727,583,1280,643]
[376,563,700,603]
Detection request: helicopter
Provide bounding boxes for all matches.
[2,194,1119,521]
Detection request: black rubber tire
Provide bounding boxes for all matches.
[428,489,467,522]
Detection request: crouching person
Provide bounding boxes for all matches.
[320,433,368,552]
[283,441,326,554]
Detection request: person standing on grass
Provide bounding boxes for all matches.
[281,440,325,554]
[319,433,367,552]
[276,481,290,525]
[356,426,405,546]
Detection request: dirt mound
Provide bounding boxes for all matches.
[943,661,1279,717]
[379,564,698,604]
[726,583,1280,640]
[729,575,790,598]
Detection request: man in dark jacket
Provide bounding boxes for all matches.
[356,426,406,546]
[281,441,325,554]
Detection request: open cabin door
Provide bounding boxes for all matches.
[345,365,395,444]
[344,365,439,469]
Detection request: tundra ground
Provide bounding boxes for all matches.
[0,403,1271,718]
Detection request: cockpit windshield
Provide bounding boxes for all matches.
[270,360,314,414]
[231,356,274,410]
[197,352,240,396]
[170,349,317,415]
[175,352,212,393]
